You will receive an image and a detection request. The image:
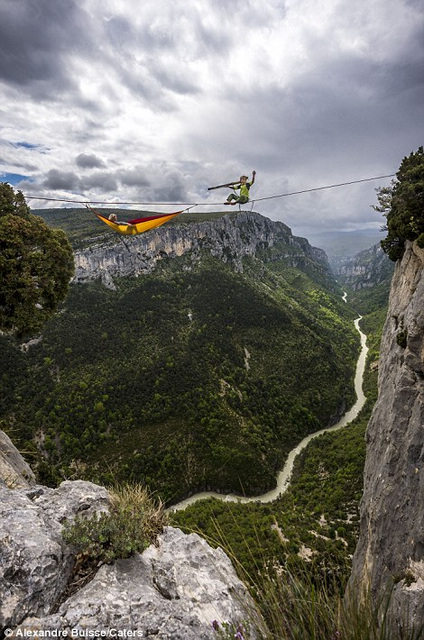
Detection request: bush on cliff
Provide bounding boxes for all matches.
[0,183,74,336]
[62,484,166,564]
[376,147,424,261]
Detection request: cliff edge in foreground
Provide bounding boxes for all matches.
[349,240,424,634]
[0,433,259,638]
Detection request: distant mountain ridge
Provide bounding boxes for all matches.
[333,243,394,291]
[51,210,332,288]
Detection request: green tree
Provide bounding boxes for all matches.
[376,147,424,261]
[0,183,74,336]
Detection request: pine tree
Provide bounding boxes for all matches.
[376,147,424,261]
[0,183,74,336]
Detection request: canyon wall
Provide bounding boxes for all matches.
[72,211,329,286]
[349,240,424,633]
[333,243,394,290]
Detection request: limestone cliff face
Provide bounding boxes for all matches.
[349,240,424,632]
[73,211,329,287]
[0,430,35,489]
[334,243,394,291]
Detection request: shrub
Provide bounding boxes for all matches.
[376,147,424,262]
[62,484,166,564]
[0,183,74,336]
[417,233,424,249]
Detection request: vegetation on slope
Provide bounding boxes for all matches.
[0,184,74,336]
[377,146,424,261]
[172,275,388,604]
[1,244,358,503]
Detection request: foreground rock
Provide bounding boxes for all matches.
[0,440,259,639]
[13,527,258,639]
[0,430,36,488]
[349,241,424,634]
[0,480,109,632]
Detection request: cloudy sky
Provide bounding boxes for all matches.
[0,0,423,238]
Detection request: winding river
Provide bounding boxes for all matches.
[170,316,368,512]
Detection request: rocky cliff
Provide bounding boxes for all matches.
[349,240,424,633]
[0,434,259,638]
[333,243,394,291]
[73,211,330,287]
[0,430,36,489]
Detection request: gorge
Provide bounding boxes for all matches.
[2,207,424,637]
[5,209,359,503]
[171,315,368,511]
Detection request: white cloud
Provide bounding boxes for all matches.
[0,0,422,236]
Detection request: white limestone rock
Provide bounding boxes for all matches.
[0,430,36,489]
[349,241,424,634]
[0,480,109,631]
[73,211,329,288]
[11,527,260,639]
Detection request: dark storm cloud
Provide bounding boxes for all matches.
[104,15,139,50]
[2,0,422,236]
[102,4,233,99]
[101,13,191,103]
[0,0,91,90]
[105,14,175,53]
[119,168,151,188]
[152,172,188,202]
[80,172,118,193]
[42,169,81,191]
[219,36,423,183]
[76,154,106,169]
[116,66,180,109]
[40,165,152,196]
[100,16,203,104]
[153,184,187,202]
[150,64,201,97]
[42,168,120,194]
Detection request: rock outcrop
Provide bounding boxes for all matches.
[13,527,258,639]
[349,240,424,633]
[0,430,36,489]
[0,436,258,638]
[333,243,394,291]
[0,480,109,632]
[73,211,330,287]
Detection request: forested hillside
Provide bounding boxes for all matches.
[0,211,359,504]
[173,255,391,591]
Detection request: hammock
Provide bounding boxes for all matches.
[87,205,185,236]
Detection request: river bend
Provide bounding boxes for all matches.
[170,317,368,512]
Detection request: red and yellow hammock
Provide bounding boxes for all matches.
[88,205,184,236]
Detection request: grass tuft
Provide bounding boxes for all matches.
[62,483,167,566]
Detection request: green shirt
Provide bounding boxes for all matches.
[235,182,251,198]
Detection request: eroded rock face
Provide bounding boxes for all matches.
[0,447,258,639]
[73,211,330,288]
[0,480,109,632]
[13,527,258,639]
[349,241,424,633]
[0,430,36,489]
[334,243,394,291]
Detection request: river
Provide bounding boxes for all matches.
[170,316,368,512]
